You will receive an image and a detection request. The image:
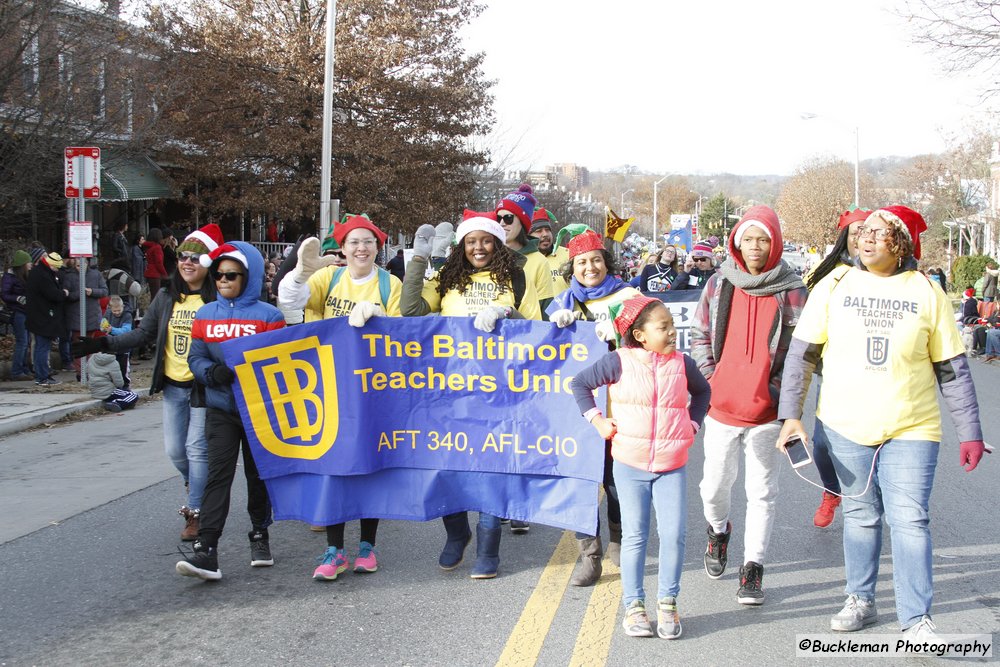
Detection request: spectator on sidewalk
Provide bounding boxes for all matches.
[387,248,406,282]
[62,256,109,381]
[86,351,138,412]
[2,250,33,380]
[101,295,133,389]
[143,228,168,296]
[26,252,69,386]
[690,205,807,606]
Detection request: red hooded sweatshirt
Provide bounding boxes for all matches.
[708,206,785,427]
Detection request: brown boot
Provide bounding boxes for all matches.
[570,536,603,587]
[180,507,200,542]
[607,521,622,567]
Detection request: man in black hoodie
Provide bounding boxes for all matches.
[25,252,69,386]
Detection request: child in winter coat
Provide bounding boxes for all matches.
[101,295,133,389]
[86,352,139,412]
[571,295,710,640]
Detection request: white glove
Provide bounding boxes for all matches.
[550,309,579,328]
[595,320,617,342]
[473,305,510,333]
[348,301,385,328]
[290,237,338,283]
[432,222,455,258]
[413,224,436,259]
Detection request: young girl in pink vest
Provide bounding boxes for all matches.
[571,295,710,640]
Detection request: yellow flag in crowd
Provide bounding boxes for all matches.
[605,207,634,243]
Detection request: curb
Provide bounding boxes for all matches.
[0,386,153,439]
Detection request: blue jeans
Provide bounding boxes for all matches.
[812,420,841,494]
[986,329,1000,356]
[162,383,209,510]
[11,311,29,376]
[614,460,687,607]
[32,333,53,381]
[827,428,937,629]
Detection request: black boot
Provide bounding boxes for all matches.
[439,512,472,570]
[470,524,501,579]
[607,521,622,567]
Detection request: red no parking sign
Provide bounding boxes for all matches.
[64,146,101,198]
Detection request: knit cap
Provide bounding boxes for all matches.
[496,184,538,232]
[177,223,224,256]
[612,295,662,337]
[12,250,31,267]
[690,241,714,258]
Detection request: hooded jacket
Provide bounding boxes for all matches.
[62,263,109,333]
[690,207,808,427]
[188,241,285,414]
[25,263,67,338]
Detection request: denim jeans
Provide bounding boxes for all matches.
[33,333,53,382]
[162,383,208,510]
[11,311,29,376]
[986,329,1000,356]
[614,460,687,607]
[827,427,938,629]
[812,419,841,494]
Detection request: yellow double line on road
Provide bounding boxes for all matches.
[495,531,621,667]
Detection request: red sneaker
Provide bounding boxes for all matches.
[814,492,841,528]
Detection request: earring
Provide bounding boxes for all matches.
[897,256,903,268]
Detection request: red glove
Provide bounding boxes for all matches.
[959,440,988,472]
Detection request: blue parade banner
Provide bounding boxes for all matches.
[220,317,610,534]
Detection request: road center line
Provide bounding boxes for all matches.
[495,530,578,667]
[569,553,621,667]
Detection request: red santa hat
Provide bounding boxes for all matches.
[334,214,388,248]
[457,209,505,242]
[200,242,248,270]
[837,208,873,230]
[178,223,224,256]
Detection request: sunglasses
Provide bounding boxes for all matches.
[212,271,245,281]
[693,257,711,262]
[178,252,201,264]
[497,213,517,225]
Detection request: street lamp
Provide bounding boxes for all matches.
[652,175,671,245]
[800,112,860,208]
[620,188,634,216]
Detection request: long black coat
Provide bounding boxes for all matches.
[25,265,67,338]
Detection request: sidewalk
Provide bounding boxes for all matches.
[0,357,156,438]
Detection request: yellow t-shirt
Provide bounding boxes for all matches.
[792,268,964,446]
[304,266,402,319]
[164,294,204,383]
[575,286,642,322]
[421,270,542,320]
[544,247,570,296]
[522,250,554,304]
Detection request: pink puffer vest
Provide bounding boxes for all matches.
[609,348,695,473]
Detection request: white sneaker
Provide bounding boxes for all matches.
[903,615,937,642]
[830,594,877,632]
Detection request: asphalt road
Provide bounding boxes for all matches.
[1,363,998,666]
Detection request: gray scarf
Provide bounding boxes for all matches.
[718,257,804,297]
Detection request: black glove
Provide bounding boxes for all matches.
[211,364,236,385]
[71,337,107,358]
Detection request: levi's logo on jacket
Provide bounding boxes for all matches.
[193,319,271,342]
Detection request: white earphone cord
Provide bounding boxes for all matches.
[792,443,884,500]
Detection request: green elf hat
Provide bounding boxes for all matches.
[552,223,592,251]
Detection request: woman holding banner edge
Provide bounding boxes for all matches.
[278,214,403,581]
[401,210,541,579]
[546,227,639,586]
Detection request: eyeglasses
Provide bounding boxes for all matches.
[212,271,244,281]
[345,238,377,249]
[497,213,516,225]
[178,252,201,264]
[857,227,892,241]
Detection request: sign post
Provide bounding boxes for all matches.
[65,147,101,384]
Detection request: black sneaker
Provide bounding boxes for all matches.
[704,522,731,579]
[737,561,764,605]
[249,530,273,567]
[176,542,221,581]
[510,520,530,534]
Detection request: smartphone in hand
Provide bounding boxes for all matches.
[784,436,812,469]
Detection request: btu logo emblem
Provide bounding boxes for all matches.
[866,336,889,366]
[236,336,339,460]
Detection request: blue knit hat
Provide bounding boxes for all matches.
[496,184,537,232]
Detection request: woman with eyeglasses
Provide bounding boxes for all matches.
[73,223,225,542]
[670,242,716,291]
[402,212,541,579]
[176,240,285,582]
[777,206,986,641]
[495,184,554,318]
[278,214,403,581]
[546,228,641,587]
